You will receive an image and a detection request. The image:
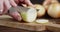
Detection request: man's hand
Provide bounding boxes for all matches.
[14,0,34,7]
[43,0,51,10]
[0,0,34,21]
[43,0,51,6]
[0,0,17,14]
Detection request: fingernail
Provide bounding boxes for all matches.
[13,4,17,7]
[7,5,12,10]
[0,9,3,14]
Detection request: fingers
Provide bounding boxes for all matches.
[22,4,27,7]
[0,0,4,14]
[14,0,19,4]
[9,11,22,21]
[43,0,51,5]
[9,0,17,7]
[3,0,18,14]
[3,0,11,14]
[4,0,11,9]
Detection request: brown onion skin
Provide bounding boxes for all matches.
[47,2,60,18]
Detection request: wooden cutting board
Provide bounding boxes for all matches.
[44,19,60,32]
[0,15,46,31]
[0,15,60,32]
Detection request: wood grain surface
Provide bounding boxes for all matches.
[0,15,46,32]
[0,15,60,32]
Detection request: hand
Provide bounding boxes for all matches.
[43,0,51,6]
[43,0,51,10]
[0,0,33,21]
[0,0,33,14]
[0,0,17,15]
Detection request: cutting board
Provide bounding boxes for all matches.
[37,14,60,32]
[45,19,60,32]
[0,15,60,32]
[0,15,46,32]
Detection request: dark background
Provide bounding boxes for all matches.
[30,0,45,4]
[30,0,60,4]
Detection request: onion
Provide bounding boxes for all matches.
[36,19,49,24]
[47,2,60,18]
[34,4,46,17]
[43,0,58,11]
[9,6,37,22]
